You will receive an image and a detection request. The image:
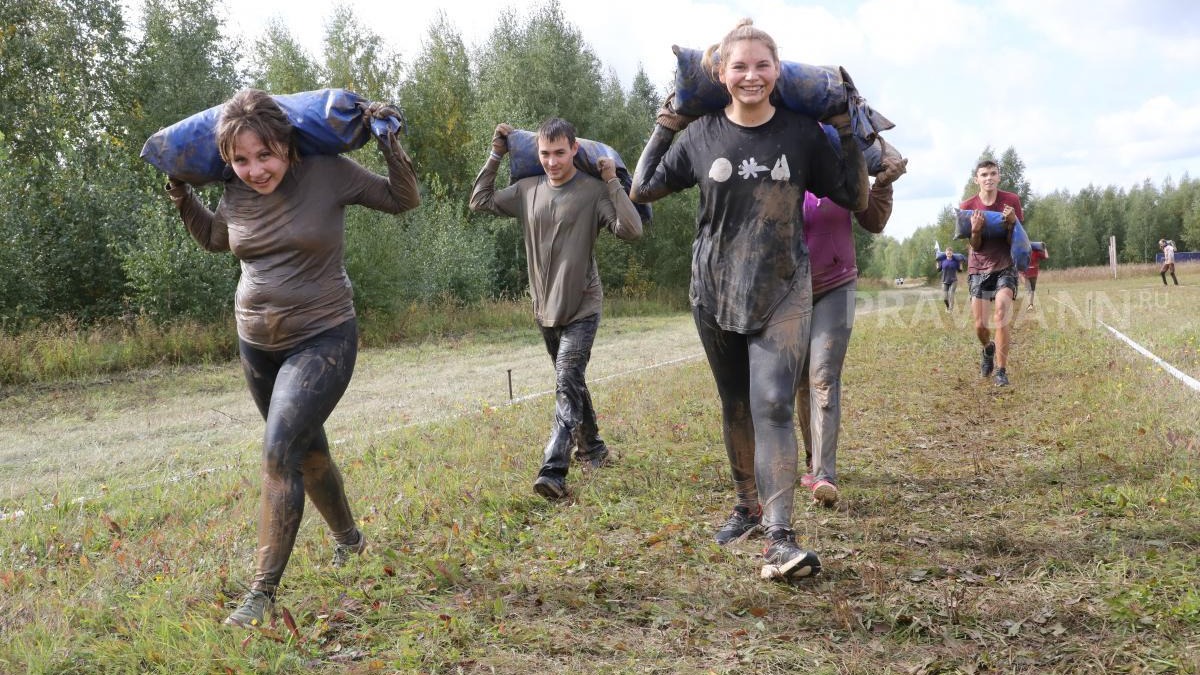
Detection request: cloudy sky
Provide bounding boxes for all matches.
[204,0,1200,241]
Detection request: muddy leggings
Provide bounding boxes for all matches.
[238,318,359,596]
[943,280,957,310]
[538,313,606,479]
[797,280,856,486]
[694,280,811,532]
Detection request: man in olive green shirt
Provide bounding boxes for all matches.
[470,117,642,501]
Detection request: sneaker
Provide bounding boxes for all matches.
[224,590,273,628]
[760,529,821,581]
[812,479,838,507]
[714,504,762,545]
[332,529,367,568]
[577,446,610,470]
[994,368,1010,387]
[980,341,995,377]
[533,474,567,501]
[800,473,816,489]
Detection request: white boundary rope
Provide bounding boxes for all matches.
[1098,320,1200,393]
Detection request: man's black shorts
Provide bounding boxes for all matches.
[968,268,1018,300]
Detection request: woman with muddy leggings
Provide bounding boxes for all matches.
[798,154,905,510]
[631,18,867,581]
[165,88,420,627]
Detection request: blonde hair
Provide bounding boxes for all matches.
[216,88,299,166]
[700,18,780,82]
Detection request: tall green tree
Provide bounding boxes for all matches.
[471,0,607,296]
[400,11,477,203]
[322,4,401,102]
[248,17,323,93]
[0,0,139,321]
[122,0,241,153]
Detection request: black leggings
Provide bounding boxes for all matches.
[238,319,359,594]
[694,280,811,531]
[538,313,605,478]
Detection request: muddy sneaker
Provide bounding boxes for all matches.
[533,474,567,501]
[224,590,273,628]
[980,341,995,377]
[812,479,838,508]
[993,368,1010,387]
[332,529,367,568]
[714,504,762,545]
[760,529,821,581]
[578,446,610,470]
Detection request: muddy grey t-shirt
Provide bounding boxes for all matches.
[170,144,419,350]
[655,109,860,333]
[470,160,642,327]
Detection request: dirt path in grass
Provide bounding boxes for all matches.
[0,289,945,505]
[0,315,705,502]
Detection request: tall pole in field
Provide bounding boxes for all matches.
[1108,236,1118,278]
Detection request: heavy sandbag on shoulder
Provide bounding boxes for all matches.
[140,89,401,186]
[506,129,651,224]
[670,46,894,148]
[954,210,1031,271]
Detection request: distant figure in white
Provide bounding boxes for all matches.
[1159,239,1178,286]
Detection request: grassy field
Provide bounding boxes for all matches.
[2,270,1199,674]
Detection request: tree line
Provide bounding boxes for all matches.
[1,0,1196,330]
[867,147,1200,281]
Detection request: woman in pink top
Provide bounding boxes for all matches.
[798,151,905,507]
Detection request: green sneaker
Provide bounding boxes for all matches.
[332,530,367,568]
[224,590,273,628]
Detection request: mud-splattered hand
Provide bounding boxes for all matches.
[656,93,697,133]
[872,156,908,188]
[597,157,617,182]
[491,123,512,155]
[970,209,986,234]
[1001,204,1017,226]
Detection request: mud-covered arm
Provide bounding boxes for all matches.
[630,126,684,204]
[165,179,229,252]
[601,178,643,241]
[366,133,421,214]
[854,182,893,234]
[809,115,869,214]
[468,152,520,217]
[854,154,906,233]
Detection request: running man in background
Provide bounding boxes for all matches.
[1159,239,1179,285]
[962,159,1023,387]
[937,245,963,311]
[1022,244,1049,310]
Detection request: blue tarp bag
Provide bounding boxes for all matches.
[954,209,1010,240]
[1031,241,1045,252]
[953,209,1031,271]
[670,45,895,163]
[935,252,966,266]
[818,123,896,177]
[506,129,651,224]
[140,89,401,185]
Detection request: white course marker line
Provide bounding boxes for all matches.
[1047,294,1200,394]
[1098,320,1200,393]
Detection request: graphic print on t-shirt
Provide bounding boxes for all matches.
[709,157,733,182]
[710,154,792,184]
